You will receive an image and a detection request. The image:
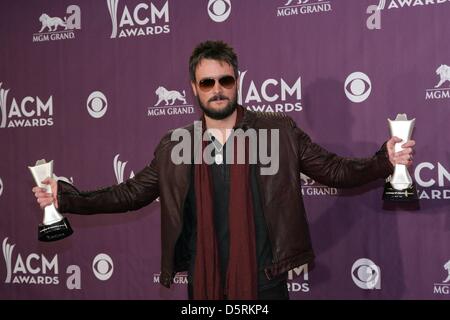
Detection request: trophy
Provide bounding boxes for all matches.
[29,159,73,241]
[382,114,418,202]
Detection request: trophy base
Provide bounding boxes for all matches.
[382,182,418,202]
[38,217,73,242]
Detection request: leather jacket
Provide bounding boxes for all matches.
[57,109,393,288]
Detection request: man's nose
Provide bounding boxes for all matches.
[212,80,223,95]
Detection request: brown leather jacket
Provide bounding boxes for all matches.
[57,109,393,288]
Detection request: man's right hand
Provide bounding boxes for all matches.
[32,178,58,209]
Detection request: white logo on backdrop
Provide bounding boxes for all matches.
[0,83,9,128]
[0,177,3,197]
[0,82,54,129]
[425,65,450,100]
[154,86,187,106]
[433,259,450,295]
[87,91,108,118]
[351,258,381,290]
[277,0,331,17]
[238,70,303,113]
[92,253,114,281]
[148,85,194,117]
[2,237,81,289]
[208,0,231,22]
[107,0,170,39]
[344,72,372,103]
[284,0,324,4]
[300,173,338,196]
[287,263,310,293]
[443,260,450,283]
[113,154,135,184]
[33,5,81,42]
[2,238,15,283]
[377,0,386,9]
[414,162,450,200]
[153,272,188,284]
[39,14,67,32]
[378,0,450,10]
[434,65,450,89]
[366,3,382,30]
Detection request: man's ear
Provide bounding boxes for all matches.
[191,81,198,97]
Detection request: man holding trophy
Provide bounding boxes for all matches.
[31,41,416,300]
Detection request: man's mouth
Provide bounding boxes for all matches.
[209,95,229,103]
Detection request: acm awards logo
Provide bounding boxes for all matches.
[300,173,338,196]
[114,154,135,184]
[238,70,303,113]
[277,0,332,17]
[148,85,195,117]
[377,0,450,10]
[433,260,450,295]
[425,64,450,100]
[0,82,54,129]
[113,154,161,202]
[107,0,170,39]
[415,162,450,200]
[32,5,81,42]
[287,263,310,293]
[2,238,114,290]
[2,237,81,289]
[367,0,450,30]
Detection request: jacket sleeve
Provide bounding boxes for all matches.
[293,122,394,188]
[57,156,159,215]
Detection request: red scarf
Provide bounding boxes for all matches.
[193,106,257,300]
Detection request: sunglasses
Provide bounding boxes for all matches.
[198,75,236,92]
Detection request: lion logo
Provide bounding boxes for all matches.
[443,260,450,283]
[284,0,323,5]
[435,64,450,88]
[38,13,67,32]
[154,86,187,106]
[300,173,315,186]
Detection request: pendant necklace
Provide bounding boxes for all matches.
[209,134,224,165]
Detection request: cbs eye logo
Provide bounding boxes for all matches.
[351,258,381,290]
[208,0,231,22]
[344,72,372,103]
[92,253,114,281]
[87,91,108,118]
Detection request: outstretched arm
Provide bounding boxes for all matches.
[32,158,159,215]
[294,125,415,188]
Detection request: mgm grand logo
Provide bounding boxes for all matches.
[147,86,194,117]
[300,173,338,196]
[32,5,81,42]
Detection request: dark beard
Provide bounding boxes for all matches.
[197,94,237,120]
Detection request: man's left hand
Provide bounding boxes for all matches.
[387,136,415,167]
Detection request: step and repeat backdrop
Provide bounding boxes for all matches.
[0,0,449,300]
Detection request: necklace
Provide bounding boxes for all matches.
[208,133,224,164]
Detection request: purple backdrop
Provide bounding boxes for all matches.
[0,0,449,300]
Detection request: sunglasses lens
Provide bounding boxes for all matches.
[198,76,236,91]
[219,76,236,89]
[199,78,216,90]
